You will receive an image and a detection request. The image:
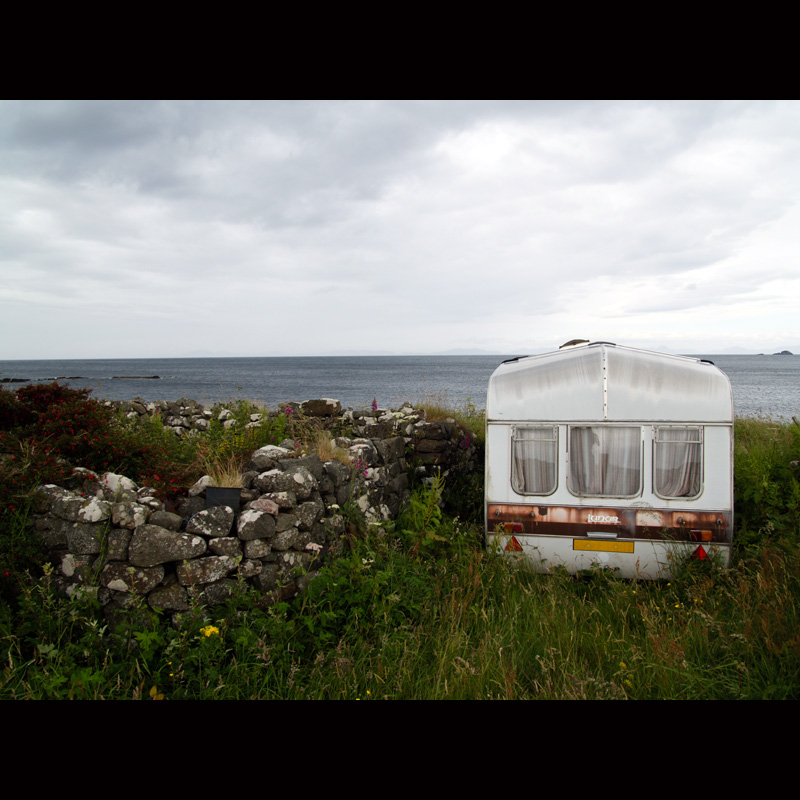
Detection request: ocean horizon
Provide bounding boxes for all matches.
[1,353,798,421]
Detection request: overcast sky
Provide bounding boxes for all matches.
[2,99,798,360]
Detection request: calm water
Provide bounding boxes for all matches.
[0,354,798,420]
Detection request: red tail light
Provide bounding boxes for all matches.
[502,522,523,534]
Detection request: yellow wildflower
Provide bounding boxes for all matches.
[200,625,220,637]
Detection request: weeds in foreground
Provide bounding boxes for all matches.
[1,394,799,699]
[3,474,798,699]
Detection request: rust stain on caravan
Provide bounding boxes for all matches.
[487,503,732,543]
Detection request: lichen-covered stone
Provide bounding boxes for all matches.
[253,563,280,592]
[249,497,280,515]
[249,445,291,471]
[323,514,346,537]
[348,441,379,467]
[271,528,299,551]
[107,529,133,560]
[239,559,262,579]
[50,493,89,522]
[275,512,298,533]
[101,562,165,594]
[237,508,277,541]
[112,501,151,530]
[287,467,317,500]
[185,506,235,538]
[282,455,325,482]
[188,475,213,497]
[147,510,184,531]
[324,461,351,488]
[128,524,207,567]
[201,579,238,606]
[61,552,98,581]
[176,556,238,587]
[295,499,324,531]
[66,522,106,555]
[77,497,112,523]
[148,582,191,611]
[209,537,243,557]
[256,469,300,495]
[301,398,341,417]
[176,495,205,518]
[31,484,69,514]
[243,538,272,559]
[99,472,139,501]
[258,491,296,509]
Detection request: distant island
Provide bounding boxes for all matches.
[773,351,794,356]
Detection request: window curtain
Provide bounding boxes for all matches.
[512,427,557,494]
[654,427,702,498]
[570,426,641,497]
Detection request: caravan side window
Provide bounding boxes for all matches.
[569,426,641,497]
[654,427,703,499]
[512,426,558,495]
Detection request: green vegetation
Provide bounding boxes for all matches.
[414,390,486,445]
[1,384,798,699]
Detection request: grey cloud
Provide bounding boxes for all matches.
[1,100,799,358]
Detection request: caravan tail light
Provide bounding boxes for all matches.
[501,522,524,534]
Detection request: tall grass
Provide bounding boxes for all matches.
[732,416,800,554]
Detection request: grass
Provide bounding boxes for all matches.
[198,451,246,488]
[4,516,796,699]
[414,390,486,445]
[302,429,351,465]
[1,384,798,699]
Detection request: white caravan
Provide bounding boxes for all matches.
[485,342,734,579]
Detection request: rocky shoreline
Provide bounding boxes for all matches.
[1,375,161,383]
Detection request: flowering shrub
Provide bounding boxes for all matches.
[12,383,126,474]
[0,383,192,510]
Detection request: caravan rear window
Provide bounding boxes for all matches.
[512,426,558,495]
[569,426,641,497]
[654,426,703,499]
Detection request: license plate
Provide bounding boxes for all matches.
[574,539,635,553]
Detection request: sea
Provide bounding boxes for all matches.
[0,354,798,421]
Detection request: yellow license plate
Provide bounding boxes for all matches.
[574,539,635,554]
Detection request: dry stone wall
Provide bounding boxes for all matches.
[30,398,481,628]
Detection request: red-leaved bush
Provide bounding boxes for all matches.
[0,383,193,510]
